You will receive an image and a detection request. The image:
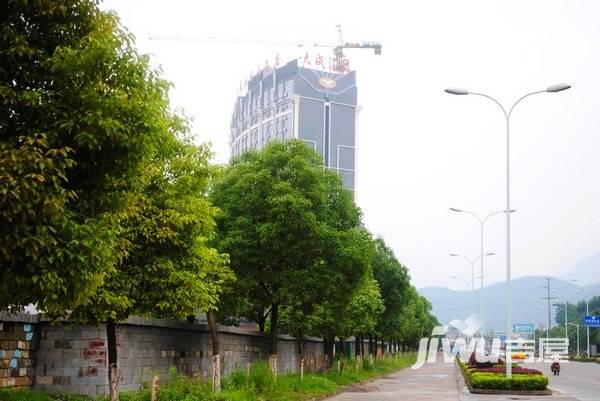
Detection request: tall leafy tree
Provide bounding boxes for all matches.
[1,2,232,399]
[211,140,361,372]
[0,0,129,320]
[371,238,411,345]
[280,228,382,364]
[71,140,232,400]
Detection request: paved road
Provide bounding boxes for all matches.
[526,361,600,401]
[324,356,599,400]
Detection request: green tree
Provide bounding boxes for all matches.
[1,2,232,398]
[211,140,361,372]
[0,0,128,320]
[371,238,411,349]
[396,287,438,350]
[71,140,232,399]
[280,229,382,364]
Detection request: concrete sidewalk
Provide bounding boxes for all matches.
[324,357,459,401]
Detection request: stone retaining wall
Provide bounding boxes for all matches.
[0,314,325,396]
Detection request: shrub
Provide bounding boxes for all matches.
[473,366,542,375]
[246,362,275,393]
[470,373,548,391]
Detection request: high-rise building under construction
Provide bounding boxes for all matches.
[230,59,358,192]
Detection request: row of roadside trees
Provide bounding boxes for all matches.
[0,1,437,399]
[209,141,438,387]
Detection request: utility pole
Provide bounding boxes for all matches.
[540,278,557,341]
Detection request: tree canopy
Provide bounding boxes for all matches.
[211,140,366,355]
[1,1,233,398]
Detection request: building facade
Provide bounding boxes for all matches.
[230,60,358,191]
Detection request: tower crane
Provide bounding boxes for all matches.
[149,25,381,73]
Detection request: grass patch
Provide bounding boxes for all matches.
[0,389,53,401]
[0,354,415,401]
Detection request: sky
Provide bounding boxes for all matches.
[101,0,600,290]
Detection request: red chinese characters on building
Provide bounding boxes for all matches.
[301,52,311,66]
[314,54,325,68]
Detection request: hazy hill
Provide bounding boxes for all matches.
[419,275,600,332]
[561,253,600,284]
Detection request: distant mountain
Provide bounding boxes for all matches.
[419,275,600,333]
[561,253,600,284]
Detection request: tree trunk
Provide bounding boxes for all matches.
[297,329,304,379]
[361,335,365,357]
[268,303,279,377]
[368,334,373,355]
[107,318,119,401]
[338,337,345,359]
[207,310,221,392]
[324,336,335,369]
[257,308,266,333]
[374,335,378,357]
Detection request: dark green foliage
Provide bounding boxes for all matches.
[0,0,170,316]
[470,373,548,391]
[1,0,232,322]
[371,238,411,339]
[211,140,364,352]
[554,296,600,353]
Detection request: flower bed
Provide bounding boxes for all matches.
[471,366,543,375]
[458,353,549,394]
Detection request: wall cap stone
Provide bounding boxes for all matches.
[0,312,322,342]
[0,312,38,323]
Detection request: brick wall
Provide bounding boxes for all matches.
[0,315,37,389]
[0,314,325,396]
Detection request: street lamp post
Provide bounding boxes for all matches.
[567,323,580,356]
[445,83,571,378]
[450,275,472,319]
[450,208,515,337]
[450,252,495,327]
[585,299,590,358]
[571,280,600,358]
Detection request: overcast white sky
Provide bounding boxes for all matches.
[102,0,600,290]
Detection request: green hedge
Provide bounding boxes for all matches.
[470,373,548,391]
[569,355,600,363]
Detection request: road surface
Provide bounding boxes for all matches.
[527,360,600,401]
[324,355,600,400]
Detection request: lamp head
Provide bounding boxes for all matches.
[445,87,469,95]
[546,83,571,93]
[449,207,463,212]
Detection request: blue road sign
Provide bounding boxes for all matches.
[583,315,600,327]
[513,323,535,333]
